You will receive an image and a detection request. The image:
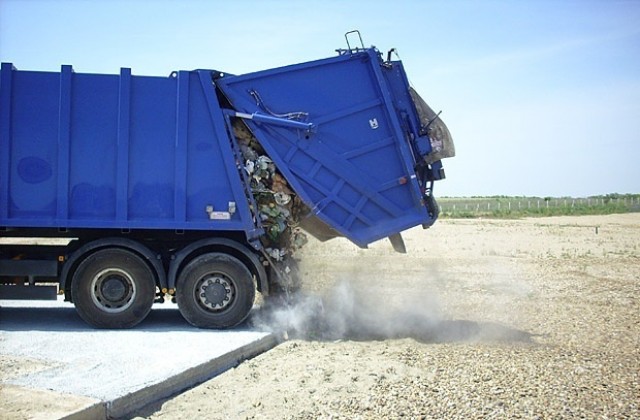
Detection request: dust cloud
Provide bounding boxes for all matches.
[251,278,534,343]
[252,279,441,341]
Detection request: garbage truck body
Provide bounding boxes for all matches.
[0,43,454,328]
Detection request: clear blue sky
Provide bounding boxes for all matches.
[1,0,638,197]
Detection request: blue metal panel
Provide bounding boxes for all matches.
[0,63,13,221]
[9,70,60,220]
[174,71,190,222]
[217,49,433,247]
[68,72,119,220]
[116,68,132,222]
[56,65,72,221]
[0,63,255,235]
[0,46,443,248]
[128,75,176,220]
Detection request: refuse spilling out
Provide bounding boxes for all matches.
[233,119,308,291]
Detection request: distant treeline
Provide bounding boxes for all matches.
[437,194,640,218]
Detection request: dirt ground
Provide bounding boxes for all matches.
[2,214,638,419]
[134,214,639,419]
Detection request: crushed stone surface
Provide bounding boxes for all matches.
[137,214,640,419]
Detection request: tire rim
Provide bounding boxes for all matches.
[90,268,137,313]
[196,273,235,312]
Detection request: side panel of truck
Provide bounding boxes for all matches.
[0,63,256,235]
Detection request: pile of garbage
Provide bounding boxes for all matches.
[232,119,308,287]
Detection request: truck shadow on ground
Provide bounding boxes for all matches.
[0,305,195,332]
[254,310,538,344]
[334,319,538,344]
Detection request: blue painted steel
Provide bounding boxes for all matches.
[0,63,13,221]
[0,64,258,236]
[1,47,442,248]
[216,48,437,247]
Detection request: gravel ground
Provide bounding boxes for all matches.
[1,214,637,419]
[135,214,639,419]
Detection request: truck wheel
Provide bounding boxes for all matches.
[176,253,255,328]
[71,249,155,329]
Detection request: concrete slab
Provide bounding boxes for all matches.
[0,297,281,419]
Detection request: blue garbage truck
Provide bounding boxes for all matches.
[0,37,454,328]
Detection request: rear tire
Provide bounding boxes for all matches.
[71,248,156,329]
[176,253,255,328]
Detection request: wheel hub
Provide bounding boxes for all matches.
[197,275,234,311]
[101,275,128,301]
[91,268,136,313]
